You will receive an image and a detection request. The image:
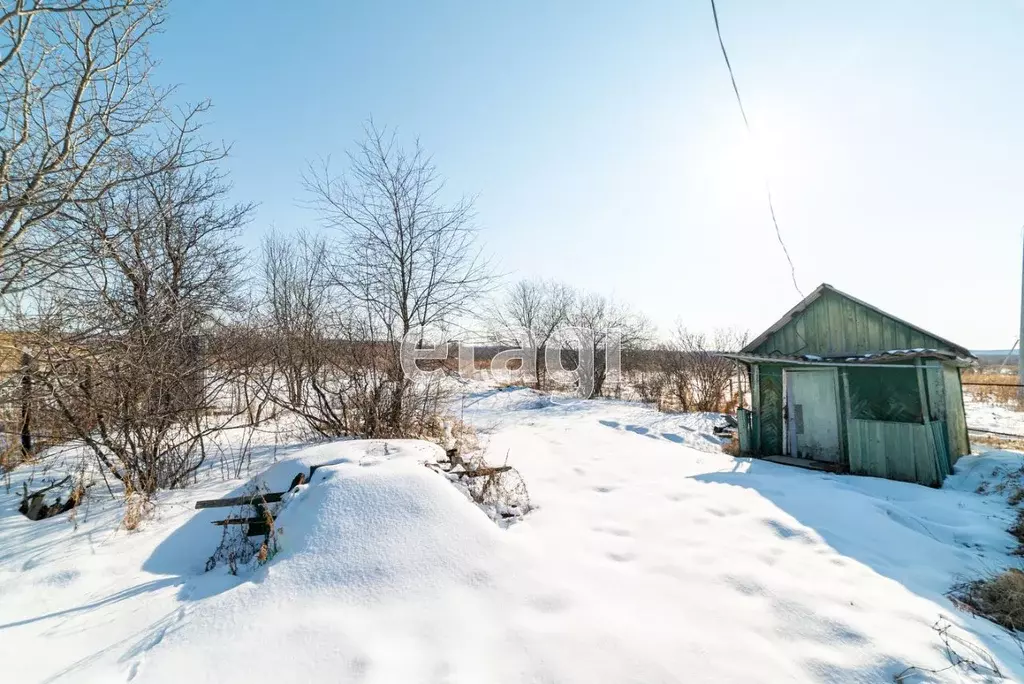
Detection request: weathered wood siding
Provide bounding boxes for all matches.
[750,290,953,357]
[943,365,969,461]
[847,419,950,486]
[737,408,752,455]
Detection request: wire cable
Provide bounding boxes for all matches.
[709,0,803,297]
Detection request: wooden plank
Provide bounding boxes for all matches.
[195,492,285,509]
[212,517,269,526]
[872,420,887,479]
[752,364,761,454]
[737,408,752,455]
[893,422,916,482]
[945,365,969,460]
[827,293,844,353]
[847,418,861,473]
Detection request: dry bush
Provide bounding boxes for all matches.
[121,487,154,532]
[633,369,667,406]
[721,435,740,456]
[952,568,1024,632]
[893,617,1003,682]
[657,327,747,413]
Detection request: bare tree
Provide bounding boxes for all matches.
[565,292,651,397]
[0,0,219,294]
[300,122,493,432]
[492,278,573,390]
[26,155,252,494]
[303,122,493,342]
[258,230,333,408]
[250,230,451,440]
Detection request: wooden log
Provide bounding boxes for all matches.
[25,493,46,520]
[195,492,284,509]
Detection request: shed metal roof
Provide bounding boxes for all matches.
[741,283,975,360]
[724,348,975,368]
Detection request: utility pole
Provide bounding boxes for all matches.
[1019,228,1024,398]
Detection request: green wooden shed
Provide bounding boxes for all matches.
[729,283,975,487]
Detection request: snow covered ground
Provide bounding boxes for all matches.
[2,387,1024,682]
[967,397,1024,437]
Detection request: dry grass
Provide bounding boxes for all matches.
[952,568,1024,632]
[962,370,1022,408]
[121,489,151,532]
[971,432,1024,452]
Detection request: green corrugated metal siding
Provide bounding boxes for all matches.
[847,419,949,486]
[751,290,952,357]
[931,421,952,480]
[759,366,784,455]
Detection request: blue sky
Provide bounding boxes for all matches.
[152,1,1024,348]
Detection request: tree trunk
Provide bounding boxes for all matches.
[20,351,32,456]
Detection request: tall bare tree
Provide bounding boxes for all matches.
[565,292,650,397]
[258,230,333,408]
[0,0,218,294]
[303,122,493,344]
[492,278,573,390]
[302,123,493,429]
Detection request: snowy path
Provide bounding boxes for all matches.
[1,388,1023,682]
[463,389,1024,682]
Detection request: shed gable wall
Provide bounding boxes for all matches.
[750,291,953,357]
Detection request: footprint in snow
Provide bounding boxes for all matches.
[607,551,637,563]
[763,519,813,543]
[529,594,569,613]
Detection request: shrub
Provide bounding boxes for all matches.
[952,568,1024,632]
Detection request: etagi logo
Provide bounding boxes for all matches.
[400,327,623,400]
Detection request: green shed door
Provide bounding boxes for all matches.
[786,369,841,463]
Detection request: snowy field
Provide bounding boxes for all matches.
[2,387,1024,682]
[967,398,1024,436]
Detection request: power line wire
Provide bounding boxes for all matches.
[709,0,803,297]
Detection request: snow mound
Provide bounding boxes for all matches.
[134,439,509,683]
[263,442,502,596]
